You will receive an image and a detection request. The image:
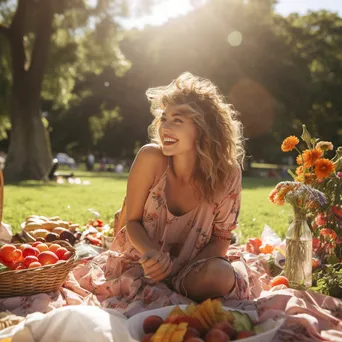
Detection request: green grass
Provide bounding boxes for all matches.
[3,171,292,242]
[239,178,292,242]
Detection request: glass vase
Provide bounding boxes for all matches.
[285,213,313,288]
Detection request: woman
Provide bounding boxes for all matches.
[69,72,249,314]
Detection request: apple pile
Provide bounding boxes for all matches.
[0,242,73,271]
[141,299,259,342]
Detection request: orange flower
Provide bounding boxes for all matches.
[302,148,323,168]
[295,172,315,184]
[304,173,316,185]
[320,228,337,240]
[268,189,277,203]
[281,136,299,152]
[295,166,303,175]
[273,194,285,206]
[296,155,303,165]
[294,175,303,182]
[274,185,294,205]
[314,158,335,179]
[312,258,320,269]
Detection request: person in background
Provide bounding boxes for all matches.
[86,152,95,171]
[0,152,5,170]
[115,162,124,174]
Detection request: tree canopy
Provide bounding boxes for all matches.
[1,0,341,177]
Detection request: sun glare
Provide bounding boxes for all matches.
[123,0,193,29]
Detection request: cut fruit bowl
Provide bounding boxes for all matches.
[127,300,285,342]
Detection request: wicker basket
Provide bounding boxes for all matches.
[20,223,36,242]
[0,170,77,298]
[0,240,76,297]
[0,311,24,330]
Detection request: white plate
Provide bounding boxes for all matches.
[127,305,285,342]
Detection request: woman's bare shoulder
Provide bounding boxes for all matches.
[135,144,168,177]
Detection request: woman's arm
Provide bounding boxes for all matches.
[185,167,242,266]
[125,145,173,281]
[187,238,230,263]
[125,144,165,255]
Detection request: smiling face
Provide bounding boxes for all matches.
[158,104,199,157]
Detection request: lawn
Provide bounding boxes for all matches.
[2,171,292,242]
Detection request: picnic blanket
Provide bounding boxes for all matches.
[0,245,341,341]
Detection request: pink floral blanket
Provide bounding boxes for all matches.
[0,246,341,342]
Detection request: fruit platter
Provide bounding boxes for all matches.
[128,299,285,342]
[76,218,114,248]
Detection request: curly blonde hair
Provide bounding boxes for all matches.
[146,72,245,203]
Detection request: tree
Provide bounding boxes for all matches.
[0,0,154,181]
[276,11,342,146]
[90,0,309,160]
[37,0,342,163]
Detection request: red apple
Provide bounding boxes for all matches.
[22,246,39,258]
[38,251,58,265]
[23,255,39,268]
[18,243,31,251]
[48,243,62,254]
[55,247,68,259]
[0,244,19,263]
[36,243,49,253]
[60,251,73,261]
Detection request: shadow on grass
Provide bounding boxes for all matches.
[5,181,60,188]
[75,173,129,179]
[6,174,276,189]
[4,173,128,187]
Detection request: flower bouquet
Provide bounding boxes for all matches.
[269,181,326,287]
[280,125,341,262]
[270,125,341,295]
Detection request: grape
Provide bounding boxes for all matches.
[142,315,163,334]
[205,328,230,342]
[212,322,236,339]
[184,327,201,339]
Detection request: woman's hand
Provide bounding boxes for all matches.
[139,249,173,282]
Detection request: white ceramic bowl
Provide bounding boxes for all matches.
[127,305,285,342]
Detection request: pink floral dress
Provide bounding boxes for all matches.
[64,165,249,316]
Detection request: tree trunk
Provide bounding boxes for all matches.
[2,0,54,181]
[4,89,52,181]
